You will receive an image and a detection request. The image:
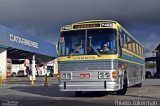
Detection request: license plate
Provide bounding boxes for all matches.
[80,73,90,78]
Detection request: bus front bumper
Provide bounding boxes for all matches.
[59,81,121,91]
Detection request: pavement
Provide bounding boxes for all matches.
[0,78,160,106]
[2,77,58,87]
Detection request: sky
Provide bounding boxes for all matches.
[0,0,160,57]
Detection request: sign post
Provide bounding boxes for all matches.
[30,55,36,86]
[0,71,3,85]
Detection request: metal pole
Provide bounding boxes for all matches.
[44,73,48,87]
[31,55,36,86]
[31,75,34,86]
[0,71,3,85]
[44,64,48,87]
[84,30,87,54]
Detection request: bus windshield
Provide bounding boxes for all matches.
[58,29,117,56]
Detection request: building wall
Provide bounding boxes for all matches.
[156,49,160,74]
[0,48,7,79]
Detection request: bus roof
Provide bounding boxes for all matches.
[61,20,144,47]
[73,20,117,24]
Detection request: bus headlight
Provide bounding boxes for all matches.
[98,72,110,79]
[112,71,118,79]
[61,73,72,80]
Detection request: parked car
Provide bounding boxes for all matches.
[11,59,27,77]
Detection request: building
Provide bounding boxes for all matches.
[154,43,160,76]
[0,24,57,79]
[145,57,156,77]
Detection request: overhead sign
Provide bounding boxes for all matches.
[73,24,100,29]
[9,34,39,48]
[101,23,113,27]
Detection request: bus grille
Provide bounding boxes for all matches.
[58,61,118,71]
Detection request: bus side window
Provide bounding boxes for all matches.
[127,37,133,51]
[132,41,136,53]
[135,43,138,54]
[119,31,124,48]
[142,48,144,56]
[123,33,127,48]
[139,46,142,56]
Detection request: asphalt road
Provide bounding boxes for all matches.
[0,78,160,106]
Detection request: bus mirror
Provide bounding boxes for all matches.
[119,35,123,57]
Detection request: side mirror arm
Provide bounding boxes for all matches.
[118,32,123,57]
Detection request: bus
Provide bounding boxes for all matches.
[57,20,145,96]
[36,64,54,77]
[11,59,27,77]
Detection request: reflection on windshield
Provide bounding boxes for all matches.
[58,29,117,56]
[59,30,85,56]
[87,29,117,55]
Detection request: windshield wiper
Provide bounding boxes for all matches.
[68,40,83,58]
[90,43,101,57]
[68,45,82,58]
[88,36,101,57]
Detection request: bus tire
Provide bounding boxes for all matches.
[75,91,82,96]
[116,74,128,95]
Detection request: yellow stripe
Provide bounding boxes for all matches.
[122,48,144,60]
[117,58,145,66]
[58,54,118,61]
[58,55,144,66]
